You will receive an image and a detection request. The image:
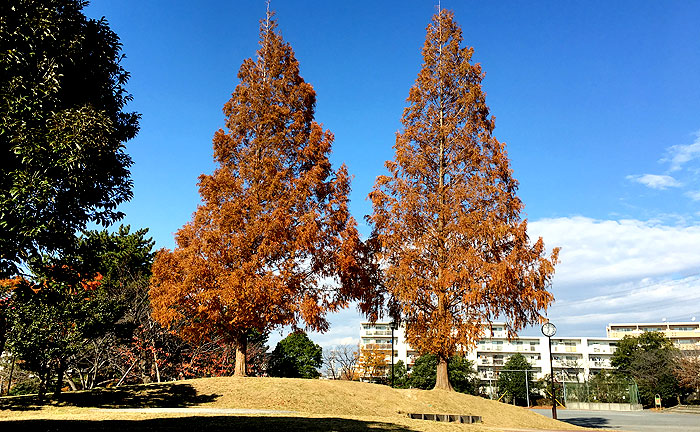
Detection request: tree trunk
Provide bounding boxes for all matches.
[37,368,47,401]
[153,349,161,383]
[0,313,7,360]
[434,356,453,391]
[54,361,65,398]
[116,359,138,387]
[65,375,79,391]
[140,354,151,383]
[5,354,15,395]
[234,333,247,377]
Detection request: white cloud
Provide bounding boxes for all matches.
[274,216,700,344]
[267,308,364,350]
[530,216,700,287]
[663,132,700,172]
[527,216,700,335]
[686,190,700,201]
[626,174,681,190]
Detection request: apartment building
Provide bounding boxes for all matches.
[607,322,700,350]
[359,322,618,386]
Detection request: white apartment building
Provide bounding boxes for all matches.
[359,322,618,386]
[607,322,700,351]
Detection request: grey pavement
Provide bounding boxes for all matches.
[531,408,700,432]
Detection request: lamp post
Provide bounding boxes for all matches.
[542,322,557,420]
[390,321,398,387]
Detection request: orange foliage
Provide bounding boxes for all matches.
[149,12,374,376]
[359,346,388,381]
[368,10,559,390]
[0,277,23,305]
[0,277,23,290]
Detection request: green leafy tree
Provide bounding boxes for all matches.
[409,354,478,394]
[496,353,534,406]
[7,271,116,399]
[0,0,139,277]
[61,226,157,388]
[388,360,409,388]
[5,227,156,395]
[71,226,155,293]
[267,332,323,379]
[585,370,636,403]
[611,332,684,406]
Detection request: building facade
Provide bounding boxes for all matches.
[607,322,700,351]
[359,321,621,387]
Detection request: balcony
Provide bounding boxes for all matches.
[363,330,393,336]
[667,330,700,338]
[362,343,392,350]
[553,346,578,353]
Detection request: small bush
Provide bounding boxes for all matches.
[9,378,40,396]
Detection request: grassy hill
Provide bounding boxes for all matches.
[0,377,581,431]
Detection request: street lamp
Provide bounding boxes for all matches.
[390,321,398,387]
[542,321,557,420]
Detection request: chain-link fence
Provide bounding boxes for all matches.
[564,379,639,405]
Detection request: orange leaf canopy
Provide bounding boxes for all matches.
[150,14,373,345]
[368,10,559,362]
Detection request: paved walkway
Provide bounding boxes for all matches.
[101,407,296,415]
[532,408,700,432]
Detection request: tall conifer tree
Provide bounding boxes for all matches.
[369,10,559,390]
[150,12,373,377]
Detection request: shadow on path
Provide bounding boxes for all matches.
[0,416,417,431]
[559,416,611,428]
[0,383,219,411]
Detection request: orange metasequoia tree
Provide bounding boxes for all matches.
[368,10,559,391]
[150,12,375,377]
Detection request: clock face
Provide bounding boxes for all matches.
[542,322,557,337]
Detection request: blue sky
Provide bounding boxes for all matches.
[85,1,700,346]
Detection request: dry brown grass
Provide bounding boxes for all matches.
[0,377,583,431]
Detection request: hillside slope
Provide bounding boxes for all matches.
[156,377,576,430]
[0,377,580,431]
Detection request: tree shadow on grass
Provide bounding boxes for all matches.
[559,416,611,428]
[0,416,418,431]
[0,383,220,411]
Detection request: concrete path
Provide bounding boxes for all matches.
[100,407,296,415]
[532,408,700,432]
